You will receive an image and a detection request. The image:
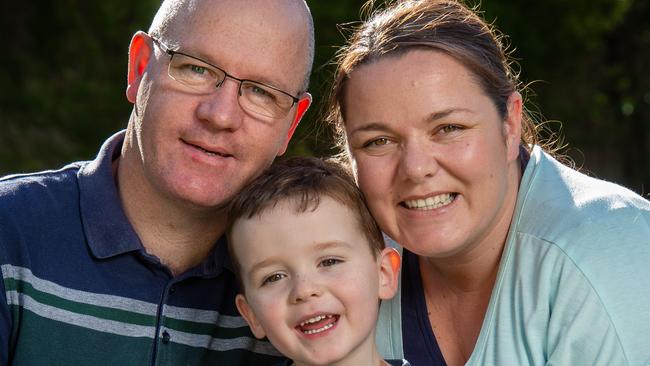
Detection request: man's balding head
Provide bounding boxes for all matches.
[148,0,314,90]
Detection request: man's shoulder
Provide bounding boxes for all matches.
[0,162,84,198]
[0,162,87,223]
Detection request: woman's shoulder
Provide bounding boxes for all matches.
[515,146,650,248]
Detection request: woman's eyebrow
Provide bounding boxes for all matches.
[349,107,474,136]
[348,122,393,136]
[426,107,473,123]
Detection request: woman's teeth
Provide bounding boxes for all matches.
[403,193,455,210]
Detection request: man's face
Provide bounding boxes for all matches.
[127,0,311,210]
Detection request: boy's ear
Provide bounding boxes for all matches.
[377,248,401,300]
[126,31,153,104]
[235,294,267,339]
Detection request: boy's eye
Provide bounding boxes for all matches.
[262,273,286,286]
[319,258,342,267]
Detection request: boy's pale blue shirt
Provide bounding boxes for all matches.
[376,146,650,365]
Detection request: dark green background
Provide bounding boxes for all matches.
[1,0,648,195]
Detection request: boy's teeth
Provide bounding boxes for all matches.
[303,322,334,335]
[403,193,454,210]
[300,314,332,326]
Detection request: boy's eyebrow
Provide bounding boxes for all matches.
[248,257,282,278]
[313,240,355,252]
[247,241,357,277]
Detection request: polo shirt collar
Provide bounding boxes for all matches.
[78,131,142,259]
[78,131,227,277]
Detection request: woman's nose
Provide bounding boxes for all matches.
[399,140,439,183]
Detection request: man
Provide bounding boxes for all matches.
[0,0,313,364]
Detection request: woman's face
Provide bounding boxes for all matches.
[343,49,522,261]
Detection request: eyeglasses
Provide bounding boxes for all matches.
[150,36,300,119]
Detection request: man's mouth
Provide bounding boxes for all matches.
[183,139,232,158]
[296,314,339,335]
[401,193,457,210]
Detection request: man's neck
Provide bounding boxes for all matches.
[114,156,227,276]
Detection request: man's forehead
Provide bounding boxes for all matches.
[156,0,311,91]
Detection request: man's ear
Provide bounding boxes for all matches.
[504,91,523,162]
[378,248,401,300]
[235,294,267,339]
[278,92,312,156]
[126,31,153,104]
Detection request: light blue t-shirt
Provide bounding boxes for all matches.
[377,146,650,365]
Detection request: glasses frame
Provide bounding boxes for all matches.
[149,35,300,118]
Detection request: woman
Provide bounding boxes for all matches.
[327,0,650,365]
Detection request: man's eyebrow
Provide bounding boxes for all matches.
[176,47,292,91]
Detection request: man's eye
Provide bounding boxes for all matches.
[189,64,207,74]
[246,84,277,102]
[262,273,286,285]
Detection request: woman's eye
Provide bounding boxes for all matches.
[363,137,390,148]
[320,258,342,267]
[439,124,462,134]
[262,273,286,285]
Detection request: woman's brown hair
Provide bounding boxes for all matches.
[328,0,560,161]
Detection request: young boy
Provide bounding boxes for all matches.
[227,157,409,366]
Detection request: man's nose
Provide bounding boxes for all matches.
[195,77,244,131]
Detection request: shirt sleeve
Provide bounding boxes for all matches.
[544,257,628,365]
[1,264,12,366]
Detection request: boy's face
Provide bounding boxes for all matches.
[232,197,399,365]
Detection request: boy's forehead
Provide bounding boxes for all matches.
[231,197,375,268]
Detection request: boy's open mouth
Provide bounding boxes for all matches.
[296,314,340,335]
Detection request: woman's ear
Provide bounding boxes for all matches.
[504,91,523,162]
[235,294,267,339]
[126,31,153,104]
[377,248,401,300]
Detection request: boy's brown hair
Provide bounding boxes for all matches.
[226,156,385,288]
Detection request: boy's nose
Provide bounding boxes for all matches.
[290,275,323,304]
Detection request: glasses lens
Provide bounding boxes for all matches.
[239,81,294,118]
[168,54,224,93]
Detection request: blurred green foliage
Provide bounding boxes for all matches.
[1,0,648,194]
